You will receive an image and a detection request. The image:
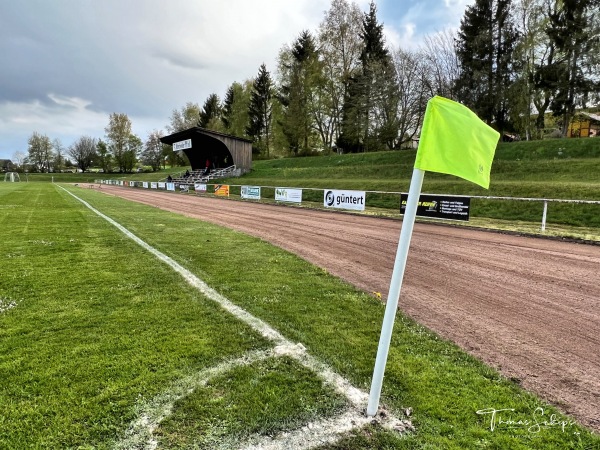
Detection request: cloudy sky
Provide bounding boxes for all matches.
[0,0,473,161]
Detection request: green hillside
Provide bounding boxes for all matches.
[231,138,600,230]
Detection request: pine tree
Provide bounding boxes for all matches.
[279,30,320,155]
[455,0,518,132]
[222,85,235,130]
[199,93,221,130]
[546,0,600,135]
[337,1,397,152]
[247,64,274,156]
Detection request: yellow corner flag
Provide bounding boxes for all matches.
[414,96,500,189]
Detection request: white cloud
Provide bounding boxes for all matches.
[0,0,473,160]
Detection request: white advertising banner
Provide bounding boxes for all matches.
[194,183,207,192]
[151,182,158,189]
[166,182,176,191]
[324,189,366,211]
[158,182,166,189]
[143,182,149,189]
[275,188,302,203]
[241,186,261,200]
[173,139,192,151]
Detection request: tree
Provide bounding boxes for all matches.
[124,134,142,173]
[199,94,222,130]
[166,102,201,134]
[222,81,251,138]
[391,48,427,148]
[318,0,364,150]
[96,139,112,173]
[68,136,97,172]
[420,29,460,99]
[338,1,397,152]
[247,63,274,157]
[278,30,322,155]
[12,151,25,169]
[454,0,519,133]
[27,132,53,172]
[52,138,64,172]
[545,0,600,135]
[142,130,165,171]
[105,113,132,172]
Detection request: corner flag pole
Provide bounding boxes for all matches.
[366,167,424,417]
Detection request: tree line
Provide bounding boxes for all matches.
[18,0,600,172]
[175,0,600,156]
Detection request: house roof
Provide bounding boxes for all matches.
[579,112,600,122]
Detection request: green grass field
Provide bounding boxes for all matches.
[20,137,600,235]
[1,182,598,449]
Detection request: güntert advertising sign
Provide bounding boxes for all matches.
[324,189,366,211]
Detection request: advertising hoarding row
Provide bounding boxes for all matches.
[100,180,471,221]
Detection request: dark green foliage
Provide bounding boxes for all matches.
[546,0,600,135]
[279,30,320,155]
[337,1,398,153]
[247,63,274,156]
[199,93,221,129]
[222,85,235,130]
[455,0,519,133]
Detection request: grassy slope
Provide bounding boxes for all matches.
[1,183,598,449]
[229,138,600,228]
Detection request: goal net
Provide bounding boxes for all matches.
[3,172,21,182]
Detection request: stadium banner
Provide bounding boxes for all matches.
[180,184,189,193]
[275,188,302,203]
[324,189,366,211]
[143,182,149,189]
[241,185,261,200]
[118,180,124,186]
[151,182,158,189]
[400,193,470,221]
[215,184,230,197]
[194,183,207,192]
[166,182,175,191]
[173,139,192,151]
[158,182,166,189]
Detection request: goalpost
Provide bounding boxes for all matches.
[3,172,21,182]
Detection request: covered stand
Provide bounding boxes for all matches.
[160,127,252,174]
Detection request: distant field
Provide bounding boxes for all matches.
[17,137,600,232]
[2,182,599,449]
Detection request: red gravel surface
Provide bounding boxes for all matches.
[96,186,600,431]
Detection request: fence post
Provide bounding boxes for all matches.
[541,201,548,232]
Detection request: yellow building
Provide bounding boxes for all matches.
[568,112,600,138]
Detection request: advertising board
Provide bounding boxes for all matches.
[400,194,470,221]
[241,186,261,200]
[324,189,366,211]
[275,188,302,203]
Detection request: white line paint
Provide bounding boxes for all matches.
[59,186,408,449]
[114,350,275,450]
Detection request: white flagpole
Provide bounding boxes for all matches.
[366,167,425,417]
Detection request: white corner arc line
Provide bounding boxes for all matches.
[59,186,405,449]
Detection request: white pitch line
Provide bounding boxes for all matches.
[114,350,275,450]
[59,186,408,449]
